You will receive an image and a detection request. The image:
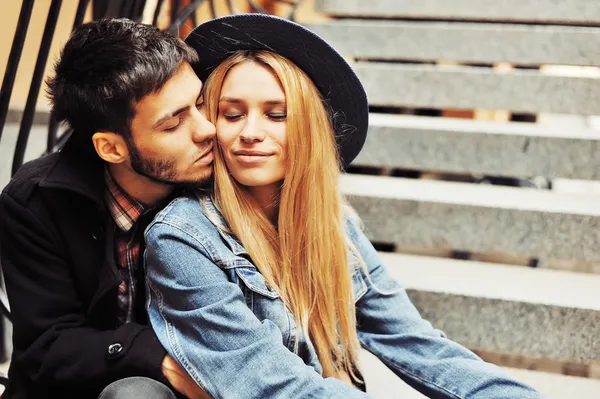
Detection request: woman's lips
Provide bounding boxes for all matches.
[235,154,272,164]
[233,150,274,165]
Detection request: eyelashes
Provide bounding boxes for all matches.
[221,112,287,122]
[163,101,205,132]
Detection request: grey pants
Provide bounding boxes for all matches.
[98,377,176,399]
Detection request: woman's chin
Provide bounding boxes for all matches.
[233,174,283,188]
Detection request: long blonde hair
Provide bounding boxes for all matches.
[203,50,360,379]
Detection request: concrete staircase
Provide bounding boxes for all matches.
[308,0,600,397]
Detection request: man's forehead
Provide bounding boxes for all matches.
[136,68,202,117]
[153,64,202,101]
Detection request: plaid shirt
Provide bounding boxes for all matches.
[104,169,145,325]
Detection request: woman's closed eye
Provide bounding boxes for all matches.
[268,112,287,121]
[223,112,244,121]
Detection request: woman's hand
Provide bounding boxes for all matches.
[162,355,211,399]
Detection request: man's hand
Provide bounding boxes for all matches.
[162,355,211,399]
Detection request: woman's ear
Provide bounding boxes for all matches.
[92,132,129,164]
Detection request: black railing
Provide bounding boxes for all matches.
[12,0,63,176]
[0,0,304,365]
[0,0,35,145]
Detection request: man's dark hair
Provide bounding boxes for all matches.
[46,18,199,147]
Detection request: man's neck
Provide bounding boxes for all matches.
[107,163,174,208]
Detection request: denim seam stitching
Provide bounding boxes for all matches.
[156,216,253,268]
[151,218,218,262]
[148,280,214,396]
[361,336,464,399]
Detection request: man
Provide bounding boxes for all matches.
[0,18,214,399]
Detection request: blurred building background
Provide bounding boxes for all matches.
[1,1,600,397]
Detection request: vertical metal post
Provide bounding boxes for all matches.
[48,0,91,153]
[167,0,207,35]
[153,0,166,25]
[0,0,35,143]
[12,0,63,175]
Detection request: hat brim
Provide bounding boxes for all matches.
[184,14,368,169]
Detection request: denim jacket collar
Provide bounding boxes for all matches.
[200,196,249,257]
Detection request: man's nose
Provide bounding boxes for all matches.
[192,107,216,143]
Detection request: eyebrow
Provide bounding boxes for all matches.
[219,97,286,105]
[152,91,203,129]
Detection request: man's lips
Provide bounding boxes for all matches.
[195,146,214,165]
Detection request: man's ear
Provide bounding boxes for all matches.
[92,132,129,164]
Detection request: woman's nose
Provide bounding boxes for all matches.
[239,115,265,143]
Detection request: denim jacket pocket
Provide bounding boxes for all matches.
[234,266,279,299]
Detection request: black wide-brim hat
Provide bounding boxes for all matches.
[184,14,368,169]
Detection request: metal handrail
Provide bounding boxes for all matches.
[0,0,35,143]
[153,0,167,25]
[12,0,63,176]
[167,0,207,35]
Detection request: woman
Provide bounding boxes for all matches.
[144,14,543,399]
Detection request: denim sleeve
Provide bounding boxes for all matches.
[145,219,369,399]
[345,217,543,399]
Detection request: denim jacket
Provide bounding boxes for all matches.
[144,196,543,399]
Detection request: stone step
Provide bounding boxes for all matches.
[315,0,600,25]
[306,20,600,66]
[381,253,600,311]
[341,174,600,263]
[375,253,600,376]
[354,62,600,115]
[354,113,600,180]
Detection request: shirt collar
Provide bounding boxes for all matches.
[104,168,145,232]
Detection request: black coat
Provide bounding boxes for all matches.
[0,140,168,398]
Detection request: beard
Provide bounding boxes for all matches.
[126,139,212,190]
